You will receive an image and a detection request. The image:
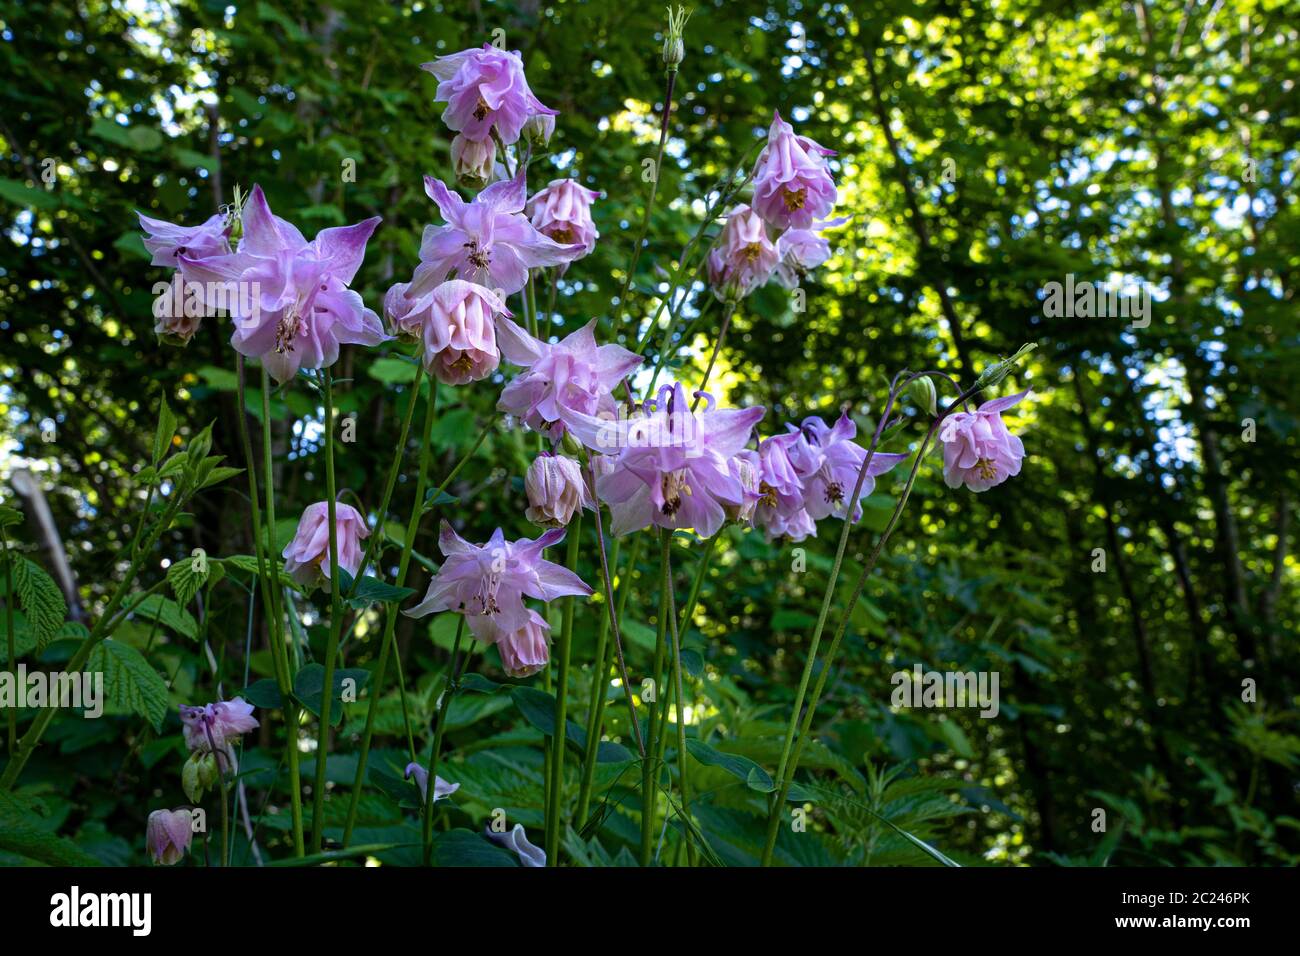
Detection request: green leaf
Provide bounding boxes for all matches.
[338,569,416,608]
[3,554,67,651]
[686,739,774,792]
[153,396,177,465]
[368,357,419,384]
[166,555,212,608]
[510,686,632,763]
[293,664,370,725]
[429,829,520,867]
[241,678,283,710]
[122,592,198,641]
[0,505,22,528]
[0,793,101,866]
[0,178,60,211]
[87,639,170,731]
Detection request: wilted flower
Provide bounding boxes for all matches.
[522,111,556,148]
[567,381,765,538]
[385,278,507,385]
[137,211,229,272]
[706,205,779,302]
[152,272,204,346]
[178,697,259,772]
[938,389,1030,492]
[405,522,592,642]
[787,413,908,521]
[772,216,848,288]
[404,762,461,803]
[281,500,370,588]
[409,172,584,297]
[177,185,388,384]
[527,178,600,262]
[751,110,837,231]
[484,822,546,867]
[422,44,556,145]
[496,609,552,678]
[495,317,641,442]
[146,809,193,866]
[451,134,497,190]
[525,453,593,527]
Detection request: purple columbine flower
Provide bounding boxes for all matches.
[178,697,259,772]
[751,430,817,542]
[751,109,838,231]
[146,809,194,866]
[939,389,1031,492]
[495,316,642,442]
[706,205,780,302]
[404,522,592,642]
[567,381,766,538]
[137,210,230,273]
[422,44,556,146]
[787,413,909,521]
[527,178,601,262]
[408,171,584,298]
[178,185,388,383]
[404,763,461,803]
[773,216,849,288]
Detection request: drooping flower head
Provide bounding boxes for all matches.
[495,316,641,442]
[405,522,592,642]
[422,45,557,146]
[138,211,230,273]
[750,430,815,542]
[146,809,194,866]
[522,111,556,148]
[385,278,508,385]
[178,697,259,772]
[152,272,204,346]
[496,609,552,678]
[404,763,461,803]
[178,185,388,383]
[484,822,546,867]
[409,172,583,298]
[773,216,849,288]
[707,205,779,302]
[525,452,593,528]
[527,179,601,262]
[938,389,1030,492]
[751,109,837,231]
[281,500,370,588]
[568,381,765,538]
[786,413,909,521]
[450,134,497,190]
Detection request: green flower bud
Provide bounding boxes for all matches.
[909,376,938,417]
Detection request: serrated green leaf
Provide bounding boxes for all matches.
[87,639,170,731]
[166,555,211,608]
[0,793,101,866]
[4,554,67,651]
[122,592,198,641]
[153,397,177,465]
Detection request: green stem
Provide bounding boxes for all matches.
[341,376,438,846]
[640,531,671,866]
[588,489,645,757]
[545,513,583,864]
[574,536,621,826]
[422,617,466,865]
[2,527,15,755]
[310,367,342,852]
[663,544,696,866]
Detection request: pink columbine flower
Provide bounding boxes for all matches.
[527,179,601,262]
[787,413,909,521]
[178,185,388,384]
[409,172,584,298]
[281,500,370,588]
[750,431,816,542]
[451,134,497,189]
[773,216,849,288]
[178,697,259,772]
[137,211,230,272]
[496,609,552,678]
[404,522,593,642]
[146,809,194,866]
[404,763,461,803]
[495,316,641,442]
[152,272,204,346]
[385,278,508,385]
[422,44,556,146]
[706,205,779,302]
[751,109,837,231]
[939,390,1031,492]
[525,453,593,528]
[567,381,766,538]
[522,111,556,148]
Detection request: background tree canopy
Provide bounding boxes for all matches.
[0,0,1296,867]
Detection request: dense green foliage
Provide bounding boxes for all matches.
[0,0,1296,867]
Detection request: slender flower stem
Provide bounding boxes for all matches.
[341,376,438,846]
[616,68,677,339]
[260,368,306,856]
[640,531,671,866]
[588,493,645,756]
[2,526,15,754]
[758,375,990,865]
[662,546,696,866]
[422,617,466,865]
[310,368,343,852]
[545,513,583,865]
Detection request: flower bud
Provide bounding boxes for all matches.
[908,376,938,417]
[663,6,691,68]
[451,134,496,190]
[525,453,592,528]
[496,609,552,678]
[522,112,555,149]
[146,809,193,866]
[182,751,219,803]
[975,343,1037,390]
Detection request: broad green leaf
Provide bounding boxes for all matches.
[293,664,370,725]
[153,396,177,465]
[88,639,170,731]
[123,592,198,641]
[3,554,67,651]
[0,793,101,866]
[686,738,774,792]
